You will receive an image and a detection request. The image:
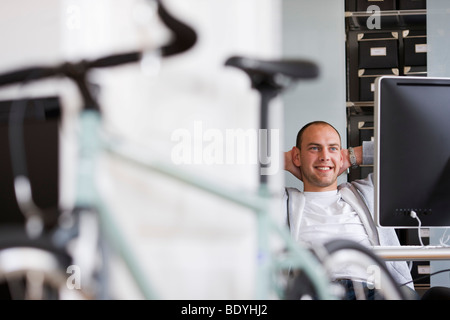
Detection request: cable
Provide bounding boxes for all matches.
[408,260,413,272]
[410,210,424,247]
[405,212,450,289]
[400,268,450,287]
[440,228,450,247]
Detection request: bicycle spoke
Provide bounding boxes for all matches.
[25,270,45,300]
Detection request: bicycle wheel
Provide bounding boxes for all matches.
[321,239,407,300]
[0,225,93,300]
[284,239,408,300]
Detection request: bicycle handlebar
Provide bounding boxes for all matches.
[0,66,58,87]
[0,0,197,101]
[156,0,197,57]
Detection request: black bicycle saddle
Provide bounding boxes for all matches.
[225,55,319,90]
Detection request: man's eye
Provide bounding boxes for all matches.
[330,147,338,151]
[310,147,319,151]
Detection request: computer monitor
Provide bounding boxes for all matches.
[374,76,450,228]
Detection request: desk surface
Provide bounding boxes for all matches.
[372,245,450,261]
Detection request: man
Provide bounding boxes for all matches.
[283,120,415,299]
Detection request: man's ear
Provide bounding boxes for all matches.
[292,146,301,167]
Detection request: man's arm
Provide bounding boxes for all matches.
[284,147,302,180]
[339,140,373,173]
[361,140,374,166]
[340,146,362,173]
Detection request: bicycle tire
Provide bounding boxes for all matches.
[0,225,92,300]
[322,239,408,300]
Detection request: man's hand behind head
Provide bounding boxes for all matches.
[284,147,302,181]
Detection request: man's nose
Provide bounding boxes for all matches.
[319,150,330,161]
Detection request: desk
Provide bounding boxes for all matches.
[373,246,450,261]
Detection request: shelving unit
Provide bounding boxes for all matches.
[344,0,430,294]
[345,1,427,182]
[345,9,426,29]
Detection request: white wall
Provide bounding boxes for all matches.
[427,0,450,289]
[282,0,348,190]
[0,0,284,299]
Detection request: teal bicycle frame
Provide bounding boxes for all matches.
[76,109,336,300]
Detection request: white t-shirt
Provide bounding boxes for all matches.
[298,190,372,281]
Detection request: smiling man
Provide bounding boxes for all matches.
[283,121,415,300]
[293,121,343,191]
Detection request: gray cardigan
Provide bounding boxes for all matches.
[283,141,414,289]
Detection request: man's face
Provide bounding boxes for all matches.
[295,124,343,192]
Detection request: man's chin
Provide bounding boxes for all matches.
[311,176,337,189]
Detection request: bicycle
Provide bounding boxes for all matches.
[0,0,196,300]
[0,0,406,300]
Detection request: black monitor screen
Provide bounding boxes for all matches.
[375,76,450,228]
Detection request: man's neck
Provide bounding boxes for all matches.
[303,184,338,192]
[304,188,338,193]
